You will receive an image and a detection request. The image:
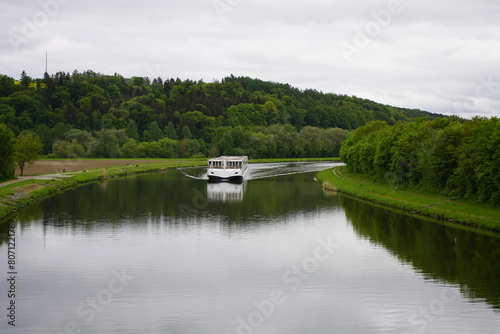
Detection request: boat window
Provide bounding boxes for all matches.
[210,158,246,169]
[210,161,224,169]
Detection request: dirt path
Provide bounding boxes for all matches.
[0,173,74,187]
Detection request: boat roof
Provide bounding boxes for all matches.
[208,156,248,161]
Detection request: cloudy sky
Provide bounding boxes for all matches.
[1,0,499,118]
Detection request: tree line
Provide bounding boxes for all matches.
[0,71,442,154]
[340,117,500,206]
[0,71,447,179]
[32,124,349,160]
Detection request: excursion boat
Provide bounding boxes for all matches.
[207,156,248,182]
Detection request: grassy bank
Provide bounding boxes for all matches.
[0,159,206,224]
[316,166,500,231]
[1,157,341,223]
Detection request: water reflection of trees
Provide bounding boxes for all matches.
[340,195,500,310]
[9,170,339,233]
[0,222,11,246]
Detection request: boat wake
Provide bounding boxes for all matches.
[179,162,341,181]
[177,165,208,180]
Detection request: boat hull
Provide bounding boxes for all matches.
[207,168,248,182]
[207,175,244,183]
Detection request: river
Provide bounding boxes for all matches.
[0,162,499,333]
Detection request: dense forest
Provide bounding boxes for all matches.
[340,117,500,206]
[0,71,443,160]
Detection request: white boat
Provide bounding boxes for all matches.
[207,156,248,182]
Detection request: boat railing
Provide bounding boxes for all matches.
[208,158,247,170]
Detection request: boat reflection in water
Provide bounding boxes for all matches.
[207,180,246,202]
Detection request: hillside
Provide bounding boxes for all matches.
[0,71,445,159]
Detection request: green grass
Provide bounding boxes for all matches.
[0,157,340,223]
[316,166,500,231]
[0,159,206,224]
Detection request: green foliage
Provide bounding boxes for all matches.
[213,124,349,159]
[52,139,85,158]
[340,117,500,206]
[65,129,95,154]
[92,129,122,158]
[121,139,143,158]
[178,139,201,158]
[125,119,140,141]
[317,166,500,230]
[14,130,43,175]
[0,124,15,180]
[164,122,177,140]
[181,125,193,139]
[147,121,163,141]
[0,71,444,159]
[226,103,267,126]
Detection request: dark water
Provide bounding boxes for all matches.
[0,162,499,334]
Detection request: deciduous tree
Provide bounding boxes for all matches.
[0,124,16,180]
[14,130,43,176]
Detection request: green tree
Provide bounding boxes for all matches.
[121,139,143,158]
[142,130,153,142]
[299,126,323,157]
[181,125,193,139]
[51,122,73,141]
[164,122,178,140]
[34,124,52,154]
[148,121,164,141]
[200,116,217,142]
[126,119,140,141]
[20,70,32,88]
[247,131,277,158]
[0,124,16,180]
[178,139,201,158]
[65,129,95,155]
[101,113,118,129]
[92,130,122,158]
[226,103,267,127]
[321,127,350,157]
[157,138,178,158]
[52,139,85,158]
[180,111,205,137]
[14,130,43,176]
[214,126,249,156]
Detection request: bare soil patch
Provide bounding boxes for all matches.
[13,184,46,194]
[17,160,171,176]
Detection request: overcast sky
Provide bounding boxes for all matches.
[1,0,499,118]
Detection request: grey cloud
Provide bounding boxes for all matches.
[0,0,498,117]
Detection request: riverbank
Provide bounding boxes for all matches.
[316,166,500,231]
[0,159,206,223]
[0,157,339,223]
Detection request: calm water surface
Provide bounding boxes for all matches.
[0,162,499,334]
